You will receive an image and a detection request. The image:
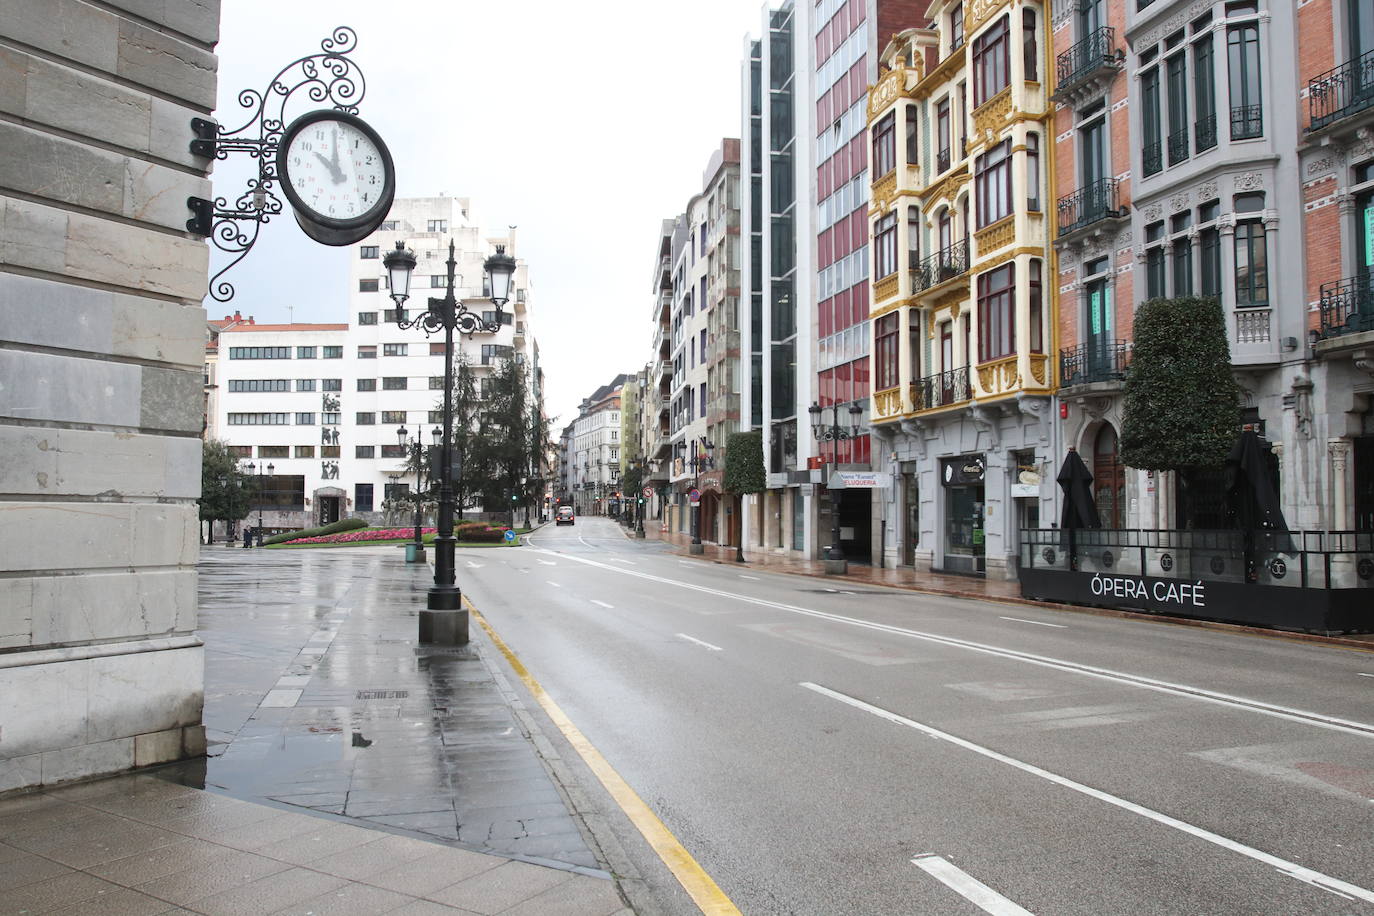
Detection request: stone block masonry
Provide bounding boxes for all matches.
[0,0,221,791]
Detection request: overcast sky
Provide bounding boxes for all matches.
[212,0,766,429]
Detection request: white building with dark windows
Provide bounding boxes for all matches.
[570,376,629,516]
[215,196,540,534]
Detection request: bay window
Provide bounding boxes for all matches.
[973,15,1010,106]
[875,312,900,390]
[977,263,1015,362]
[975,139,1013,227]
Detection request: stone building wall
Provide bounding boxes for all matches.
[0,0,220,790]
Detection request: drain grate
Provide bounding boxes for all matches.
[355,689,409,700]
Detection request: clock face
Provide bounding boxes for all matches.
[276,110,396,246]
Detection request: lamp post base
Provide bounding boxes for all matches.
[689,542,705,555]
[418,608,468,645]
[635,529,646,539]
[824,556,848,575]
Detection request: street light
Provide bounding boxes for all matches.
[244,460,274,547]
[808,400,864,573]
[687,439,715,555]
[384,238,515,645]
[397,424,442,562]
[629,456,648,538]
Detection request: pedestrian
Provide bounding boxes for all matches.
[243,527,252,549]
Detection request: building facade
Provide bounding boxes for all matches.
[215,197,540,533]
[570,376,628,516]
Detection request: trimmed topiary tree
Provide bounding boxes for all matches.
[1120,296,1241,526]
[723,431,766,561]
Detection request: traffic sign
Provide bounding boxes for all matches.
[642,486,653,499]
[503,529,516,542]
[688,487,701,504]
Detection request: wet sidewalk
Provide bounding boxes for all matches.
[0,545,629,915]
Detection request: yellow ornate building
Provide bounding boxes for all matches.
[865,0,1055,579]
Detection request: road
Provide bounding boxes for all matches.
[456,516,1374,916]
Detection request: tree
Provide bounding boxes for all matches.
[198,439,252,543]
[468,356,532,527]
[723,431,766,559]
[434,352,482,521]
[1120,296,1241,525]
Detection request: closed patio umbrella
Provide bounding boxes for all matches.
[1057,448,1101,531]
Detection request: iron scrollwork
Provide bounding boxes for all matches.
[188,26,367,302]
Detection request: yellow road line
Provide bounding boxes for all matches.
[467,598,743,916]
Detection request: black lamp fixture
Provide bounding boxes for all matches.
[384,237,517,645]
[396,424,439,561]
[243,460,274,547]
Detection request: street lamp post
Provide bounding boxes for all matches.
[808,400,863,575]
[244,460,274,546]
[397,424,441,562]
[631,457,647,538]
[384,238,515,645]
[688,439,714,555]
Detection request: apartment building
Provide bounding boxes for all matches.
[215,197,538,533]
[1300,0,1374,533]
[645,221,676,517]
[865,0,1054,580]
[570,376,629,516]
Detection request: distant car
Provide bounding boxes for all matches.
[555,506,575,526]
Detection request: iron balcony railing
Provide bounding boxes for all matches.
[1055,26,1119,91]
[1059,339,1131,387]
[1057,177,1123,236]
[912,367,970,410]
[911,239,970,292]
[1308,47,1374,132]
[937,148,951,173]
[1195,113,1218,152]
[1167,128,1189,165]
[1142,141,1163,177]
[1318,275,1374,339]
[1231,104,1263,140]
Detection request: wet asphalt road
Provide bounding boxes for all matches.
[457,516,1374,916]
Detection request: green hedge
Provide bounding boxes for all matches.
[263,517,367,546]
[454,521,509,543]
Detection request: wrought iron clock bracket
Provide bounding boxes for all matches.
[184,26,368,303]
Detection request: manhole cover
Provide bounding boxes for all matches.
[355,689,409,700]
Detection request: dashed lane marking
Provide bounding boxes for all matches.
[999,616,1067,629]
[911,855,1035,915]
[675,633,724,652]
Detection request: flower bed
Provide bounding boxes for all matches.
[286,527,437,545]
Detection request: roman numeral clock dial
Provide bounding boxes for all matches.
[276,109,396,246]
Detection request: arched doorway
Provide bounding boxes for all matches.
[1092,425,1125,528]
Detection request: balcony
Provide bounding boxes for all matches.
[1308,48,1374,134]
[1142,141,1162,178]
[1195,114,1218,153]
[1167,129,1189,166]
[1052,26,1122,104]
[911,367,970,411]
[1318,275,1374,340]
[912,240,969,292]
[1057,178,1125,238]
[1059,340,1131,388]
[1230,105,1263,140]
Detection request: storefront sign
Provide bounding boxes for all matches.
[942,455,985,486]
[1010,484,1039,498]
[827,472,888,489]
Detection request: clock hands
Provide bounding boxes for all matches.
[329,128,344,185]
[312,149,344,184]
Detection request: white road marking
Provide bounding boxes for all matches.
[911,855,1034,916]
[1359,673,1374,678]
[676,633,724,652]
[260,688,302,708]
[530,548,1374,740]
[579,536,598,549]
[538,559,557,566]
[591,600,614,609]
[275,675,310,688]
[609,557,637,565]
[999,616,1067,629]
[546,581,561,588]
[739,575,760,580]
[467,561,484,569]
[806,683,1374,906]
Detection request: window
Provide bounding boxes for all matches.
[1028,259,1044,353]
[296,379,315,392]
[258,445,289,459]
[977,263,1015,362]
[296,346,315,359]
[383,309,409,322]
[323,346,343,359]
[1234,220,1268,307]
[1026,133,1040,211]
[356,412,375,425]
[360,245,379,259]
[357,378,376,391]
[295,412,315,425]
[383,343,408,356]
[227,412,288,425]
[359,278,379,292]
[872,111,896,177]
[429,343,445,356]
[294,445,314,458]
[382,376,407,390]
[430,275,447,288]
[228,346,290,360]
[228,379,289,393]
[1171,211,1194,296]
[1199,199,1222,297]
[380,221,398,231]
[321,445,340,458]
[950,1,964,51]
[1193,34,1217,151]
[874,212,898,278]
[975,139,1013,227]
[1022,8,1038,82]
[382,411,406,424]
[1145,221,1167,299]
[358,311,377,325]
[321,412,340,425]
[972,15,1010,106]
[429,376,444,389]
[937,98,951,171]
[1141,68,1162,176]
[428,219,447,232]
[1228,21,1262,139]
[1167,52,1189,165]
[905,103,919,166]
[228,445,252,459]
[874,312,900,390]
[700,328,707,363]
[322,378,342,391]
[355,482,374,510]
[428,410,444,424]
[358,345,377,359]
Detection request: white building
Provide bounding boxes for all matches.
[570,376,628,516]
[215,196,540,533]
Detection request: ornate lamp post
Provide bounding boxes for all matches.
[629,456,648,538]
[688,439,715,555]
[384,238,516,645]
[243,460,274,546]
[397,424,441,562]
[808,400,863,574]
